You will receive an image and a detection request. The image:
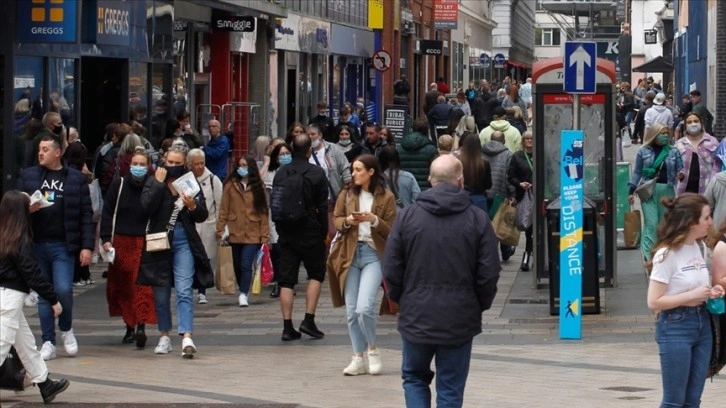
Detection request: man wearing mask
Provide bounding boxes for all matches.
[18,135,95,360]
[309,101,336,143]
[203,119,230,180]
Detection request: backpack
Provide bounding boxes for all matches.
[270,166,310,225]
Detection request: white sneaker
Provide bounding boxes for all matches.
[39,341,56,361]
[60,329,78,355]
[24,291,39,308]
[154,336,172,354]
[238,293,249,307]
[368,349,382,375]
[181,337,196,359]
[342,356,367,376]
[198,294,208,304]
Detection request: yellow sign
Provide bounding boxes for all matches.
[368,0,384,29]
[32,0,65,23]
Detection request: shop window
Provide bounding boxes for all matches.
[150,63,172,148]
[535,28,561,46]
[48,58,76,129]
[147,0,174,60]
[129,62,150,136]
[13,56,44,172]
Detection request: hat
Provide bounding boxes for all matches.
[653,93,666,105]
[492,106,507,118]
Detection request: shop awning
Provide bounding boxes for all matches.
[507,59,530,69]
[632,56,673,73]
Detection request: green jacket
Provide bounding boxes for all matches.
[397,131,438,191]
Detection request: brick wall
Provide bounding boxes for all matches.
[715,1,726,139]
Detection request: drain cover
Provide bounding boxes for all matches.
[618,396,646,400]
[601,386,652,393]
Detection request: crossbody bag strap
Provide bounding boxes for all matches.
[311,149,336,198]
[208,174,217,214]
[111,178,123,243]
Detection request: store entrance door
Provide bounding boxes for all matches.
[81,57,126,159]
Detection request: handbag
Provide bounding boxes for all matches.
[145,204,181,252]
[99,178,123,263]
[492,200,520,246]
[0,347,27,391]
[634,176,658,202]
[515,190,534,231]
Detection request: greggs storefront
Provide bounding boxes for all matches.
[1,0,175,192]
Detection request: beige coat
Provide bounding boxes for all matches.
[216,181,270,244]
[327,185,397,308]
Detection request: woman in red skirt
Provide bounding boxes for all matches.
[100,146,156,347]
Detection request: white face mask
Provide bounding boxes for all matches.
[687,123,702,134]
[311,139,322,149]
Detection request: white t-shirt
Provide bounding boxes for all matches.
[357,190,374,243]
[650,242,710,296]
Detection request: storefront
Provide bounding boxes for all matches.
[329,23,375,119]
[274,14,330,129]
[2,0,175,191]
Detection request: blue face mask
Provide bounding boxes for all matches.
[279,154,292,166]
[237,167,249,178]
[130,165,147,179]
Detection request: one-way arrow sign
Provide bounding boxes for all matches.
[564,42,596,94]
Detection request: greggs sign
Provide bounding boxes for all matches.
[96,0,130,46]
[17,0,78,43]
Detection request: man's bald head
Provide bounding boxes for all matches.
[428,155,463,188]
[491,131,505,143]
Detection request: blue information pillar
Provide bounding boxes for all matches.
[559,130,585,340]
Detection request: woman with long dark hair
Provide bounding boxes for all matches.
[330,155,397,376]
[378,144,419,208]
[216,156,270,307]
[0,191,70,403]
[285,121,305,146]
[459,135,492,212]
[647,193,724,407]
[264,143,291,297]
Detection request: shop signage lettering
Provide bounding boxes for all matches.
[213,15,256,32]
[419,40,443,56]
[433,0,458,30]
[277,26,294,36]
[384,105,410,141]
[17,0,77,43]
[96,0,130,46]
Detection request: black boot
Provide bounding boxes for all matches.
[135,323,147,348]
[122,325,135,344]
[520,252,531,272]
[39,377,70,403]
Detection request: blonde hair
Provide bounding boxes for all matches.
[438,134,454,153]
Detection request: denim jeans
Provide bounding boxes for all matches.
[231,243,261,295]
[35,242,75,345]
[401,336,473,408]
[154,225,195,334]
[469,193,488,213]
[344,242,382,354]
[656,306,712,408]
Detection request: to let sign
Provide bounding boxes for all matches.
[434,0,458,30]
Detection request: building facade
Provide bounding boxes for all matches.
[491,0,536,82]
[450,1,496,92]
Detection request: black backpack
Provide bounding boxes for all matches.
[271,166,310,225]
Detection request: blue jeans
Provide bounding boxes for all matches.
[154,225,195,335]
[469,193,488,213]
[344,242,382,353]
[401,336,473,408]
[231,243,261,294]
[35,242,75,345]
[656,306,712,408]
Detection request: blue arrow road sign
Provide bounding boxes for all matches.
[493,53,506,66]
[564,42,596,94]
[479,53,490,65]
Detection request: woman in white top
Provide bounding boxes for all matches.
[647,193,724,407]
[330,154,397,376]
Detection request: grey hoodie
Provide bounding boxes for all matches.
[704,172,726,227]
[482,140,515,199]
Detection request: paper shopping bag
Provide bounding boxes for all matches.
[492,201,520,246]
[623,210,641,249]
[215,244,237,295]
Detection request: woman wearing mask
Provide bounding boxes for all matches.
[139,144,212,358]
[264,144,291,298]
[378,144,420,208]
[101,147,157,347]
[330,155,397,376]
[509,131,535,271]
[629,124,683,262]
[216,157,270,308]
[647,193,724,407]
[337,125,363,162]
[674,112,720,196]
[0,191,70,403]
[459,136,492,212]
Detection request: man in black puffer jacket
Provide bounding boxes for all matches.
[17,134,95,361]
[383,154,500,407]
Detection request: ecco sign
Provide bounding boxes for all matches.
[213,15,256,32]
[419,39,443,56]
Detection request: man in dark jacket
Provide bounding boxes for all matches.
[309,101,336,143]
[393,75,411,105]
[397,118,439,191]
[17,134,95,361]
[632,91,655,144]
[203,119,230,179]
[361,122,388,158]
[272,133,329,342]
[383,154,500,408]
[428,95,453,141]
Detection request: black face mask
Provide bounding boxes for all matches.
[53,125,64,135]
[165,165,186,179]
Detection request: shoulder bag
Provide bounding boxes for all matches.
[145,203,181,252]
[634,148,668,202]
[99,178,123,263]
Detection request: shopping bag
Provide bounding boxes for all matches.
[215,244,237,295]
[0,347,27,391]
[491,201,520,246]
[260,243,274,286]
[249,247,264,296]
[622,128,632,147]
[623,210,641,248]
[515,190,534,231]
